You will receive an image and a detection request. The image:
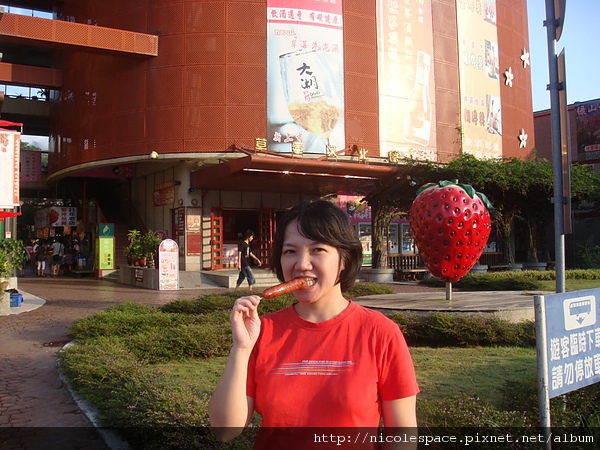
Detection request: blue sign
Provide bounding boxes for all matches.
[539,289,600,398]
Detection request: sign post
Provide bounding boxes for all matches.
[535,288,600,449]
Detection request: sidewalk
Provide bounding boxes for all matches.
[0,275,541,449]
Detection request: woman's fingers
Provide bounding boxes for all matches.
[231,295,260,317]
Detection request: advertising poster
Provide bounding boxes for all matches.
[34,207,78,228]
[159,239,179,290]
[376,0,437,161]
[20,150,42,183]
[456,0,502,159]
[267,0,345,154]
[0,130,20,209]
[574,99,600,163]
[153,182,175,206]
[98,237,114,270]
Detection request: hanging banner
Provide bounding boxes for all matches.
[34,207,78,228]
[267,0,345,154]
[20,150,43,183]
[377,0,437,161]
[0,129,20,209]
[456,0,502,159]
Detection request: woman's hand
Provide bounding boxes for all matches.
[230,295,261,349]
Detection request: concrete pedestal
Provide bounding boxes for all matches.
[360,268,395,283]
[119,265,159,290]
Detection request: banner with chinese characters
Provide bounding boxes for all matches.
[153,182,175,206]
[267,0,345,154]
[456,0,502,159]
[574,99,600,163]
[0,129,20,209]
[34,207,77,228]
[20,150,42,183]
[376,0,437,161]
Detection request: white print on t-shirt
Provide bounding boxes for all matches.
[272,360,355,376]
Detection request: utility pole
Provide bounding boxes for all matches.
[544,0,569,294]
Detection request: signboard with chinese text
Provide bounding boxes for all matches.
[34,207,78,228]
[0,129,20,209]
[158,239,179,290]
[574,98,600,164]
[456,0,503,159]
[267,0,345,154]
[153,182,175,206]
[98,236,114,270]
[376,0,437,161]
[536,289,600,398]
[20,150,42,183]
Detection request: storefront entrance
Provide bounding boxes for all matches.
[210,208,275,270]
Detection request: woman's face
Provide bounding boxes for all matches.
[280,220,343,303]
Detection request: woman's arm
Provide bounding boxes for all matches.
[208,347,255,441]
[381,395,418,450]
[208,295,261,442]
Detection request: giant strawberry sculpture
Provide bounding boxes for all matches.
[409,180,493,283]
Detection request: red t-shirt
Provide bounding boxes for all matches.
[247,301,419,428]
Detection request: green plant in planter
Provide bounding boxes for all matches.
[139,231,162,267]
[0,239,26,280]
[124,229,143,265]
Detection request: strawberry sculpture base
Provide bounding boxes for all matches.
[409,180,493,284]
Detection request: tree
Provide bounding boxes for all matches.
[364,154,600,268]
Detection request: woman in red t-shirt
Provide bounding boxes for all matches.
[209,200,419,448]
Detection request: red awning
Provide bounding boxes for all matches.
[0,120,23,129]
[0,211,21,218]
[190,153,398,196]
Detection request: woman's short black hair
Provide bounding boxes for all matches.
[270,199,363,292]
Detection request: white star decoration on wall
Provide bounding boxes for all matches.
[504,67,514,87]
[521,49,530,68]
[519,129,528,148]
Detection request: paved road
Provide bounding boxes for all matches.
[0,276,231,450]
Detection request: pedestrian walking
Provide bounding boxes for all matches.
[235,230,262,291]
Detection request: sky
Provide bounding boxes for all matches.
[527,0,600,111]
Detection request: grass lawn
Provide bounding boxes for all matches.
[149,346,539,425]
[539,279,600,291]
[410,346,536,408]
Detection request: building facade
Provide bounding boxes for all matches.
[1,0,535,273]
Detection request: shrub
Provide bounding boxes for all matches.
[345,282,395,298]
[161,295,237,315]
[127,322,232,363]
[420,269,600,290]
[389,311,536,347]
[68,303,199,341]
[419,272,542,290]
[161,293,295,316]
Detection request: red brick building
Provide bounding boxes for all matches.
[1,0,535,273]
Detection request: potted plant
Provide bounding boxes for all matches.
[125,229,141,266]
[139,231,162,268]
[0,239,26,315]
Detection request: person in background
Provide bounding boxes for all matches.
[50,238,64,276]
[19,245,30,277]
[209,200,419,448]
[33,239,47,277]
[235,230,262,292]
